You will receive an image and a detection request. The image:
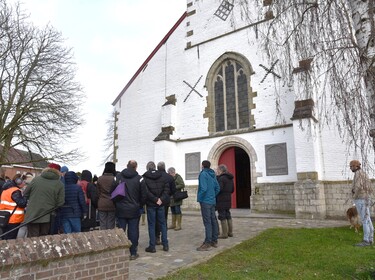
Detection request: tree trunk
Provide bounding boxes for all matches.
[349,0,375,147]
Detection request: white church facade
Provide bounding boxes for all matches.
[112,0,363,219]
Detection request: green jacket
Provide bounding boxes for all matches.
[170,173,185,206]
[24,168,65,224]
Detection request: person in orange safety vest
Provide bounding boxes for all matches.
[0,174,28,239]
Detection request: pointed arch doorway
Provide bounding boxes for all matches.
[218,147,251,209]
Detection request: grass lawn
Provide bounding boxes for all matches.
[160,227,375,280]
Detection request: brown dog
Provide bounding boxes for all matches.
[346,206,361,233]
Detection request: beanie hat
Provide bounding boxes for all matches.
[60,166,69,173]
[81,170,93,182]
[103,162,116,176]
[48,163,61,171]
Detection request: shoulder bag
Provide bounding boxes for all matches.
[0,206,17,228]
[111,181,126,202]
[173,189,188,201]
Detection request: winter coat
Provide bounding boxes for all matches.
[197,168,220,205]
[97,173,115,211]
[170,173,185,207]
[60,171,87,219]
[113,168,145,219]
[23,168,65,224]
[141,169,170,207]
[352,169,373,200]
[216,172,234,210]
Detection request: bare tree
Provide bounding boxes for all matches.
[0,0,84,166]
[101,109,116,165]
[235,0,374,166]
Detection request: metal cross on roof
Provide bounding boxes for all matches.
[259,59,281,83]
[183,75,203,102]
[214,0,234,21]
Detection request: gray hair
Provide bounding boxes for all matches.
[146,161,156,171]
[167,167,176,174]
[218,164,228,173]
[157,161,166,171]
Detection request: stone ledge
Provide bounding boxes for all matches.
[0,228,130,268]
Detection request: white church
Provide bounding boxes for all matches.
[112,0,367,219]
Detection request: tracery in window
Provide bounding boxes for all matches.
[213,59,250,132]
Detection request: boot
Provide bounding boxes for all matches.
[168,214,176,229]
[175,214,182,231]
[227,218,233,237]
[218,220,228,239]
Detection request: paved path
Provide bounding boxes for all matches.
[129,210,348,280]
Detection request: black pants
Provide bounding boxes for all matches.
[1,223,20,240]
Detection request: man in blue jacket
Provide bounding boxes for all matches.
[197,160,220,251]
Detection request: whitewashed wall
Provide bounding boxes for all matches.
[114,0,373,215]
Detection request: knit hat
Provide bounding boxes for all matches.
[81,170,93,182]
[48,163,61,171]
[103,162,116,176]
[60,166,69,173]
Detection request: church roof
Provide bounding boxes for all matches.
[112,12,187,106]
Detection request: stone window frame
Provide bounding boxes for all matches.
[185,152,201,180]
[204,52,256,135]
[265,143,288,176]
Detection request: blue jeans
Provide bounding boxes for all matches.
[118,217,140,256]
[355,199,374,242]
[61,217,81,233]
[171,205,182,215]
[147,206,168,248]
[200,202,219,244]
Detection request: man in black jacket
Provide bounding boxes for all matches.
[114,160,145,260]
[155,161,176,244]
[141,161,170,253]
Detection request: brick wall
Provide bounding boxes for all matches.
[0,228,131,280]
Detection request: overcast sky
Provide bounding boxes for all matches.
[10,0,186,175]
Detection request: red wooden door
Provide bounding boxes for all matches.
[218,147,237,208]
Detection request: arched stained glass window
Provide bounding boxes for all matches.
[207,54,254,133]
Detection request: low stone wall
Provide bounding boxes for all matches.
[250,182,295,214]
[0,228,131,280]
[182,181,358,220]
[324,181,354,219]
[181,185,199,210]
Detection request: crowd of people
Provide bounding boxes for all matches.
[0,160,195,260]
[1,157,371,258]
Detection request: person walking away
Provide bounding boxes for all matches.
[155,161,176,244]
[97,162,116,230]
[349,160,374,246]
[197,160,220,251]
[113,160,146,260]
[23,163,65,237]
[0,174,27,239]
[216,164,234,239]
[79,170,98,231]
[167,167,185,231]
[60,171,87,233]
[141,161,170,253]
